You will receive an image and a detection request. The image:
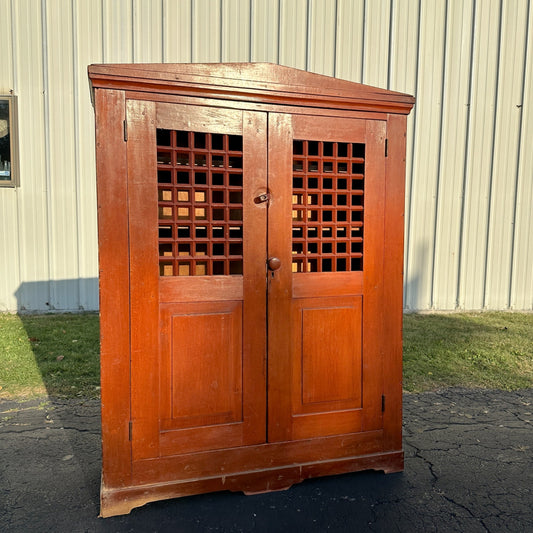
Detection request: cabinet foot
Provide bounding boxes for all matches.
[100,450,403,517]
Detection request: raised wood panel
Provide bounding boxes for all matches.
[160,301,243,430]
[288,297,365,441]
[298,299,362,407]
[157,297,257,455]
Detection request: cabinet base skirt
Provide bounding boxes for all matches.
[100,449,403,518]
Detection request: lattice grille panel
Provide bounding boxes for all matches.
[157,129,244,276]
[292,140,365,273]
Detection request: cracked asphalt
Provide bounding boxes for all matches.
[1,388,532,532]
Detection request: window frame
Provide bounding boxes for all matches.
[0,95,19,188]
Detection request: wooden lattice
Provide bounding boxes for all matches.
[157,129,244,276]
[291,139,365,273]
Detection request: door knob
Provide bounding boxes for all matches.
[267,257,282,271]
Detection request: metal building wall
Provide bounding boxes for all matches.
[0,0,531,311]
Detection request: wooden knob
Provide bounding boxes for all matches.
[267,257,282,271]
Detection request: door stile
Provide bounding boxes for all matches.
[126,99,161,461]
[241,110,269,444]
[266,113,294,442]
[360,119,386,432]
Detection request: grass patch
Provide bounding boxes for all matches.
[403,312,533,392]
[0,313,100,399]
[0,311,532,399]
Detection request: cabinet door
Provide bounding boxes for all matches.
[267,114,386,442]
[127,101,268,461]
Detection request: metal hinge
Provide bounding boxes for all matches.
[385,139,388,157]
[123,119,128,142]
[382,395,386,412]
[128,420,133,441]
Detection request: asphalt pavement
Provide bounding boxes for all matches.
[1,388,532,532]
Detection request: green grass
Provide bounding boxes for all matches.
[0,313,100,399]
[0,311,532,399]
[403,312,533,392]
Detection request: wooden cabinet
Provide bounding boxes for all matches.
[89,63,414,517]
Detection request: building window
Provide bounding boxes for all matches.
[0,95,18,187]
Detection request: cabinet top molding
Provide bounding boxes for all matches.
[88,62,415,115]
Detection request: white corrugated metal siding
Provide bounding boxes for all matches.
[0,0,531,311]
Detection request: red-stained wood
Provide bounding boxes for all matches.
[126,99,160,462]
[94,89,131,491]
[296,297,362,409]
[382,114,408,453]
[360,120,387,433]
[292,272,363,298]
[268,114,387,443]
[159,301,243,430]
[91,63,413,518]
[266,113,294,443]
[241,110,268,445]
[131,429,385,485]
[159,276,243,303]
[127,103,267,463]
[101,449,403,517]
[290,115,366,142]
[127,88,390,121]
[90,62,410,100]
[88,63,415,115]
[156,102,243,134]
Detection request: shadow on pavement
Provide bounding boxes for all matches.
[1,388,532,532]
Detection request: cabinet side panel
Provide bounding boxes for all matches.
[94,88,131,488]
[383,114,407,452]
